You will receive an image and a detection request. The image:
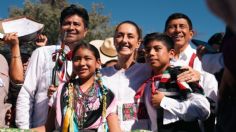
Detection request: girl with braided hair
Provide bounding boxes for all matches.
[33,42,121,132]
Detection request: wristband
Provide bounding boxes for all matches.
[12,55,21,59]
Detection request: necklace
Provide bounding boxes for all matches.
[63,70,108,130]
[75,82,100,111]
[73,80,101,128]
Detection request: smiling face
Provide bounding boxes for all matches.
[145,40,175,74]
[165,18,193,52]
[114,23,141,58]
[73,48,100,81]
[60,14,88,45]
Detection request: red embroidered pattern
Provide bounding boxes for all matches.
[122,102,148,121]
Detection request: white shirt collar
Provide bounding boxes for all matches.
[57,40,71,53]
[179,43,197,61]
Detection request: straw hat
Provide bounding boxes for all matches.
[90,37,118,64]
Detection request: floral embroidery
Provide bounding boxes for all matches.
[122,103,137,121]
[122,102,148,121]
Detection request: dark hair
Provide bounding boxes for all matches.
[21,53,31,63]
[72,42,100,60]
[164,13,193,32]
[60,4,89,28]
[208,32,225,46]
[143,32,175,51]
[115,20,142,39]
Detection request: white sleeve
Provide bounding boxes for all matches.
[200,71,218,114]
[193,56,203,74]
[160,93,210,125]
[0,54,10,127]
[192,57,206,88]
[15,87,33,129]
[15,49,42,129]
[202,71,218,103]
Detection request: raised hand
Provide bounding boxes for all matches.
[35,34,47,47]
[47,84,58,98]
[3,32,19,47]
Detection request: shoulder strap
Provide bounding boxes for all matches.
[188,53,197,68]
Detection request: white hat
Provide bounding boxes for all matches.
[90,37,118,64]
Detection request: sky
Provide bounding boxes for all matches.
[0,0,226,42]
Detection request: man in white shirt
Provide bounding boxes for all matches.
[164,12,217,99]
[164,13,218,132]
[15,4,89,129]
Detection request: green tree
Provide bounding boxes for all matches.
[86,3,115,41]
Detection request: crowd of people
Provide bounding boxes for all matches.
[0,1,236,131]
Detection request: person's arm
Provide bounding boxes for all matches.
[35,34,47,47]
[47,84,58,98]
[152,91,210,122]
[15,49,42,129]
[202,71,218,103]
[0,54,9,127]
[3,33,24,84]
[162,94,210,121]
[107,113,121,132]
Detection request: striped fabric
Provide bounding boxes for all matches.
[135,66,204,100]
[51,49,72,86]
